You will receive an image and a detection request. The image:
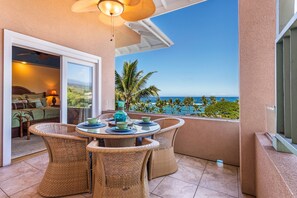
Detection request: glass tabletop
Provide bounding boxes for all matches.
[75,120,161,139]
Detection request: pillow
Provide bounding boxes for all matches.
[12,94,23,100]
[22,93,44,99]
[28,98,43,108]
[40,98,47,107]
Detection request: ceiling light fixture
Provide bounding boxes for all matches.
[97,0,124,16]
[97,0,124,41]
[72,0,156,41]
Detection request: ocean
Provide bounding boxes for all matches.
[135,96,239,115]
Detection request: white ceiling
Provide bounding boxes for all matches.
[115,0,206,56]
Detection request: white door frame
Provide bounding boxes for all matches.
[3,29,102,166]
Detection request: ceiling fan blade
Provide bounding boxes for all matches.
[17,52,32,56]
[71,0,99,13]
[120,0,156,22]
[119,0,141,6]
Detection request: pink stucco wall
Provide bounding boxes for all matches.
[255,134,296,197]
[239,0,276,195]
[109,111,240,166]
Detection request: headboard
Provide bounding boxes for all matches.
[12,86,46,97]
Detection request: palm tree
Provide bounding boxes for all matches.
[174,98,182,114]
[156,98,166,114]
[167,98,175,114]
[201,96,208,107]
[183,97,194,114]
[210,96,217,105]
[115,60,160,110]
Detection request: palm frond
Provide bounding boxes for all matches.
[115,71,126,93]
[131,71,157,93]
[134,85,160,101]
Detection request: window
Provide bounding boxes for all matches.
[275,0,297,154]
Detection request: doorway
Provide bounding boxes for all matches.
[11,46,61,159]
[3,30,102,165]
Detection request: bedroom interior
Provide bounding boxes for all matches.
[11,46,61,159]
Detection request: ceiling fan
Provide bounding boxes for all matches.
[17,51,50,60]
[71,0,156,22]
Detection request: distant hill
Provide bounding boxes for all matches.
[68,79,92,87]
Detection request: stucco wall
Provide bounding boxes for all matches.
[255,134,295,197]
[239,0,276,195]
[0,0,140,166]
[107,111,240,166]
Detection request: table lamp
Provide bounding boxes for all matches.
[49,89,59,106]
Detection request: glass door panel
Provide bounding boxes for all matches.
[61,57,97,124]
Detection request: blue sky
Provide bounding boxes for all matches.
[116,0,238,97]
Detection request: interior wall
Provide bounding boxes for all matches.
[12,62,60,105]
[0,0,140,166]
[239,0,276,195]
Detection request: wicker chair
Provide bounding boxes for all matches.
[28,123,90,197]
[148,117,185,180]
[87,138,159,198]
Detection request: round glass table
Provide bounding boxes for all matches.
[75,120,160,147]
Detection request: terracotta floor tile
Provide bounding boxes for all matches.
[0,189,8,198]
[194,186,233,198]
[206,161,238,176]
[0,170,43,196]
[200,162,238,197]
[169,164,203,185]
[10,184,42,198]
[25,153,49,171]
[175,153,183,162]
[153,176,197,198]
[0,161,39,182]
[178,155,207,170]
[149,176,165,192]
[0,153,242,198]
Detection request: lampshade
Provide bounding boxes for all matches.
[49,89,58,96]
[97,0,124,16]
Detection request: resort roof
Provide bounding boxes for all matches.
[115,0,206,56]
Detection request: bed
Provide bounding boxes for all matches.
[12,86,60,139]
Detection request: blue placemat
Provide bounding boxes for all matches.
[77,122,107,129]
[134,121,158,126]
[105,127,137,135]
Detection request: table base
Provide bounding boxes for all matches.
[104,138,136,147]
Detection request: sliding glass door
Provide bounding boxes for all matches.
[61,57,99,124]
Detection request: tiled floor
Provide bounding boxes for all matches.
[0,153,254,198]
